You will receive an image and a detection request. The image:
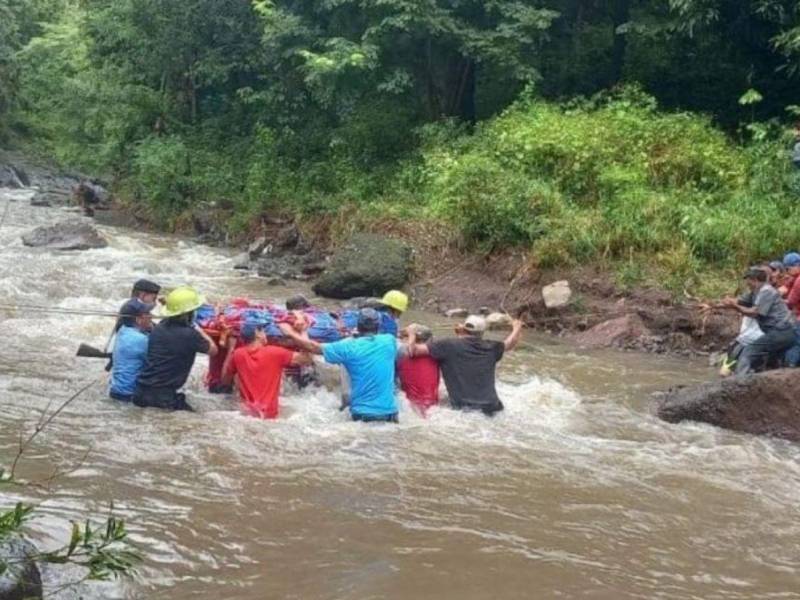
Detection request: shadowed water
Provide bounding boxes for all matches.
[1,188,799,599]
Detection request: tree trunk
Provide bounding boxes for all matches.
[610,0,630,85]
[446,57,476,123]
[458,59,476,124]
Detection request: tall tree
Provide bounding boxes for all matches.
[255,0,558,123]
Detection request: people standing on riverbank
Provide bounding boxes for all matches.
[222,322,312,419]
[133,286,218,411]
[397,324,440,416]
[304,308,401,423]
[109,298,154,402]
[408,315,523,417]
[705,268,795,375]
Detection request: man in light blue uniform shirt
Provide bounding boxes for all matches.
[306,308,400,422]
[110,298,154,402]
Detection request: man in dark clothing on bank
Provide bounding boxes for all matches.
[408,315,523,416]
[133,286,218,411]
[708,267,796,375]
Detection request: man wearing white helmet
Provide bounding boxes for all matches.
[409,314,523,416]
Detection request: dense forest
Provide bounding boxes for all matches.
[1,0,800,290]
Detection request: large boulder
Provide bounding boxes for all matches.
[572,314,650,348]
[312,234,411,299]
[22,219,108,250]
[0,538,43,600]
[655,369,800,441]
[542,280,572,309]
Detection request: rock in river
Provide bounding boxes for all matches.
[655,369,800,442]
[312,233,411,299]
[22,219,108,251]
[0,164,30,189]
[573,314,650,348]
[0,538,43,600]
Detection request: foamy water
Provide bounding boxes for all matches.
[1,188,799,599]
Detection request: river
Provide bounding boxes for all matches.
[1,187,799,599]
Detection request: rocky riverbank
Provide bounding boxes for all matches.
[1,151,738,358]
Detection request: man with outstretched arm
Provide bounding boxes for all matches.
[301,308,400,423]
[408,315,524,416]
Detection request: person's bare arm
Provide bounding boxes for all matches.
[503,319,524,352]
[401,328,417,357]
[290,352,313,366]
[196,324,219,357]
[297,339,324,355]
[410,343,431,357]
[221,336,237,385]
[732,304,759,317]
[699,297,747,313]
[716,297,759,317]
[278,322,310,346]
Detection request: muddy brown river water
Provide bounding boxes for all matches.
[1,187,800,599]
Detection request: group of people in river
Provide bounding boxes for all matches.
[702,253,800,376]
[107,279,524,421]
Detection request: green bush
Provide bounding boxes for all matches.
[130,135,193,216]
[411,90,799,273]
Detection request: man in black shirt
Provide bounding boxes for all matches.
[133,286,218,411]
[409,315,523,416]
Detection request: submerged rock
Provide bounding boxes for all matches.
[312,233,411,299]
[655,369,800,441]
[0,164,30,189]
[232,253,251,270]
[0,538,43,600]
[22,219,107,250]
[445,308,469,318]
[247,235,269,259]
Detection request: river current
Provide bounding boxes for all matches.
[1,187,799,599]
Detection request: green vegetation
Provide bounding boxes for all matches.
[1,0,800,293]
[0,378,140,591]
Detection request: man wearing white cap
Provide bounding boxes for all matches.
[410,315,523,416]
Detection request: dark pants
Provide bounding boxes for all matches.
[457,401,505,417]
[735,327,796,375]
[351,412,399,424]
[208,383,233,394]
[109,390,133,402]
[783,323,800,368]
[133,386,194,411]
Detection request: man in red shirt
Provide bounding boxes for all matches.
[397,325,440,416]
[782,253,800,316]
[222,322,312,419]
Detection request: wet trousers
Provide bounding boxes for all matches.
[133,386,194,411]
[735,327,796,375]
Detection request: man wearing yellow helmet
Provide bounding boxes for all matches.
[377,290,408,336]
[133,286,218,411]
